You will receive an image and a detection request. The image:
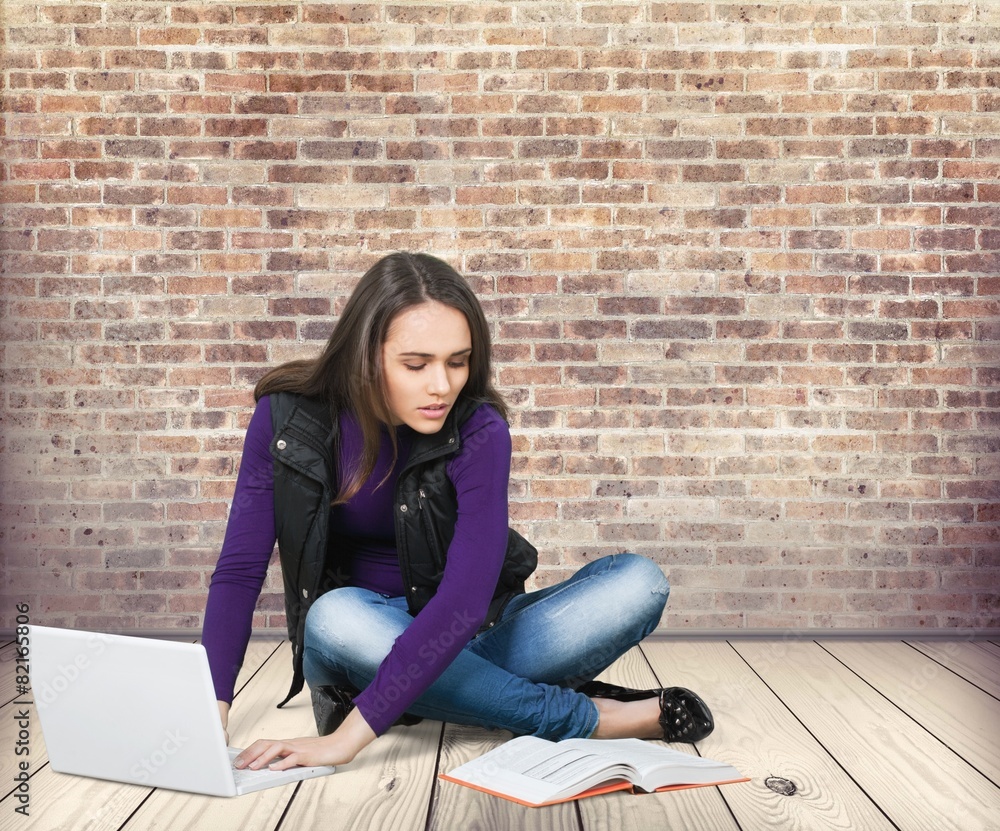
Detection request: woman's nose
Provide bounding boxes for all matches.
[426,363,449,394]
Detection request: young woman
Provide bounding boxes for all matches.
[202,252,713,773]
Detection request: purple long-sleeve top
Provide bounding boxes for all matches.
[201,394,512,736]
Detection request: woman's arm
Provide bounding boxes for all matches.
[217,700,230,744]
[233,706,376,770]
[351,404,513,734]
[202,396,277,708]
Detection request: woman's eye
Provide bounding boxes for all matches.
[403,360,466,371]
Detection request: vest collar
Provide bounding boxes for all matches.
[278,393,481,471]
[402,395,480,469]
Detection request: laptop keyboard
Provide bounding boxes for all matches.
[232,761,292,787]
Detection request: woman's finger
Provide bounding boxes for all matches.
[266,751,304,771]
[234,739,287,769]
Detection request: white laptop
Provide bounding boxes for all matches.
[28,625,336,797]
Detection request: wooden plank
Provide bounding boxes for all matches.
[906,641,1000,700]
[735,640,1000,831]
[821,640,1000,784]
[0,640,23,705]
[973,641,1000,662]
[8,775,154,830]
[642,640,895,831]
[0,640,280,829]
[233,639,286,693]
[279,718,445,831]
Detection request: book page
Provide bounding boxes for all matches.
[560,738,744,790]
[443,736,634,805]
[512,744,630,787]
[561,738,712,770]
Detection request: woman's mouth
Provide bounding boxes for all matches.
[418,403,448,419]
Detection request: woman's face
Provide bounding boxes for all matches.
[381,300,472,433]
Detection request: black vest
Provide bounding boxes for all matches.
[268,392,538,705]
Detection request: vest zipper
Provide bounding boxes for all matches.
[416,488,448,572]
[395,479,415,608]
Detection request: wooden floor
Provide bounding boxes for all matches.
[3,636,999,830]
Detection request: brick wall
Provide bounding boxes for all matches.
[1,1,998,634]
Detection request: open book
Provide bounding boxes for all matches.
[440,735,749,807]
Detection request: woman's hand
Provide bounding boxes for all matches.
[233,707,377,771]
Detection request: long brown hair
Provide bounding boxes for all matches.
[255,252,508,504]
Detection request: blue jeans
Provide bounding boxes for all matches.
[301,552,670,740]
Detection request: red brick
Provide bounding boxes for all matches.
[946,253,1000,273]
[679,163,744,183]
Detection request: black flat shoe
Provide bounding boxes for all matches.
[658,686,714,743]
[576,679,659,702]
[576,680,715,743]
